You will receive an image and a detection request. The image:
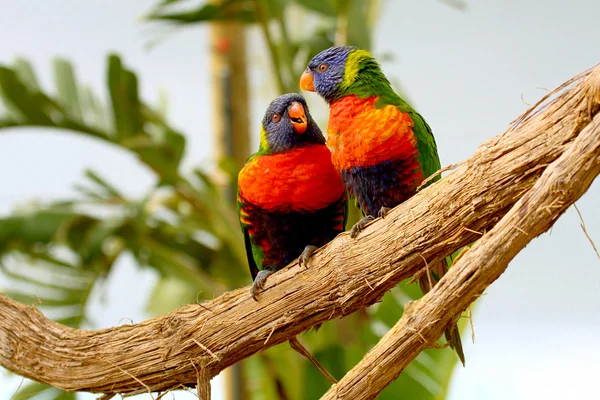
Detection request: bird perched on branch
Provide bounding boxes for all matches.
[300,46,465,365]
[237,93,347,301]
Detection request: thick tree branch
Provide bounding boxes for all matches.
[0,64,599,397]
[322,93,600,400]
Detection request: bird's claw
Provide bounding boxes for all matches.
[378,207,391,219]
[350,215,375,239]
[250,269,274,301]
[299,245,318,269]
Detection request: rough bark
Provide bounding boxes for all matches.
[322,88,600,400]
[0,64,599,397]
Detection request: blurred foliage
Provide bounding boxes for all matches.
[146,0,381,93]
[0,55,248,398]
[1,0,467,399]
[146,0,467,94]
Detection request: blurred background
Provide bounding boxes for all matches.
[1,0,599,399]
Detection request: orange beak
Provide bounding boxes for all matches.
[300,69,315,92]
[288,101,307,134]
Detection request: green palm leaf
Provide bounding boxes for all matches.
[0,56,246,399]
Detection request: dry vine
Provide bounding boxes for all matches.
[0,64,599,398]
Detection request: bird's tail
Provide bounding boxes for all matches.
[444,320,465,366]
[418,257,466,366]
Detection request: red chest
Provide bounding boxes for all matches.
[327,95,418,171]
[238,145,345,212]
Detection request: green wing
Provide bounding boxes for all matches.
[410,110,442,184]
[348,55,442,182]
[341,193,349,232]
[237,152,267,280]
[379,91,442,185]
[242,226,260,280]
[237,191,262,280]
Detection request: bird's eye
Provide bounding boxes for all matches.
[272,113,281,123]
[318,63,328,72]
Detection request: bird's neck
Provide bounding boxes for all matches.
[333,66,393,102]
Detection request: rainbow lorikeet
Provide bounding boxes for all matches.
[238,93,347,300]
[300,46,465,365]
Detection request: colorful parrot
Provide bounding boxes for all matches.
[300,46,465,365]
[238,93,347,300]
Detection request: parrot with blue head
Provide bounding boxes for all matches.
[237,93,347,300]
[300,46,465,365]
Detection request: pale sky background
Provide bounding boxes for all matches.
[1,0,600,399]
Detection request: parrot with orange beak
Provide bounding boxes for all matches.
[237,93,347,300]
[300,46,465,365]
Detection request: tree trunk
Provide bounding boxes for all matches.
[210,17,250,198]
[209,12,250,400]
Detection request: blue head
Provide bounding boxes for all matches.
[259,93,325,154]
[300,46,381,103]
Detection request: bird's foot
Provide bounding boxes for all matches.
[299,245,318,269]
[350,215,375,239]
[251,269,274,301]
[378,206,391,219]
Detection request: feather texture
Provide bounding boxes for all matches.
[328,95,423,215]
[238,144,346,275]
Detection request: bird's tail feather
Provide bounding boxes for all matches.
[444,322,465,366]
[418,257,466,366]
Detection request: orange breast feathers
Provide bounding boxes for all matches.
[238,145,345,212]
[327,95,418,171]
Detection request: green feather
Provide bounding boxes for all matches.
[237,190,265,278]
[340,48,463,364]
[341,50,442,185]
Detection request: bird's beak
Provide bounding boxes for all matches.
[300,69,315,92]
[288,102,307,134]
